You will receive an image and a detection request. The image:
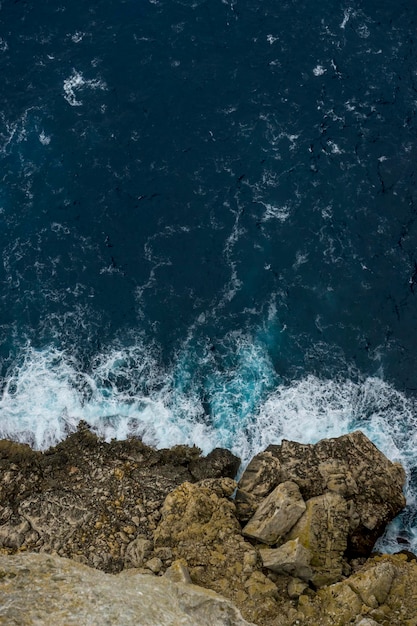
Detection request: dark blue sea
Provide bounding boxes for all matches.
[1,0,417,551]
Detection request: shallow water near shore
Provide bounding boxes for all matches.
[1,0,417,552]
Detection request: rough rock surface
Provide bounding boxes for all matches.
[297,553,417,625]
[153,478,295,625]
[286,491,350,586]
[260,538,312,580]
[264,431,406,556]
[236,431,406,586]
[0,428,413,626]
[0,422,239,573]
[242,480,306,545]
[0,552,254,626]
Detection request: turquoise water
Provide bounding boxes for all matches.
[1,0,417,551]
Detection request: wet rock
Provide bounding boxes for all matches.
[242,481,306,545]
[189,448,241,481]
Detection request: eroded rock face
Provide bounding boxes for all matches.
[0,422,240,573]
[0,552,254,626]
[266,431,406,556]
[0,428,411,626]
[153,478,298,625]
[298,553,417,625]
[236,431,406,588]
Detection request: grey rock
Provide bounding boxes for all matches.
[0,552,255,626]
[145,556,163,574]
[286,491,350,587]
[238,451,282,499]
[125,536,153,568]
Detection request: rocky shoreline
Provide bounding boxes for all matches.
[1,424,417,625]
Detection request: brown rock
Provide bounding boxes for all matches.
[266,431,406,556]
[189,448,241,481]
[164,559,192,584]
[298,554,417,626]
[286,491,350,587]
[242,481,306,545]
[153,479,285,625]
[260,538,313,581]
[0,424,241,573]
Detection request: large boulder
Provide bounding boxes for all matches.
[0,552,254,626]
[235,452,282,520]
[265,431,406,556]
[238,431,406,558]
[152,478,296,625]
[236,431,406,587]
[285,491,350,586]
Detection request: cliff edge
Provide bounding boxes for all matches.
[1,426,415,625]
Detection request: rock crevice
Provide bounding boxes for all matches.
[0,427,413,626]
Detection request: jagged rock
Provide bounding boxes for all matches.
[189,448,241,481]
[298,554,417,625]
[239,451,282,499]
[260,538,313,581]
[286,491,350,587]
[0,428,411,626]
[0,423,241,573]
[153,479,287,625]
[235,452,282,521]
[266,431,406,556]
[0,552,254,626]
[242,481,306,545]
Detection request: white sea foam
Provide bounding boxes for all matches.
[261,203,291,223]
[313,65,326,76]
[63,70,107,107]
[0,342,416,552]
[39,131,51,145]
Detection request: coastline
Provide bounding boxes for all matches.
[1,423,416,624]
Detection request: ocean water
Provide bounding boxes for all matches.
[1,0,417,552]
